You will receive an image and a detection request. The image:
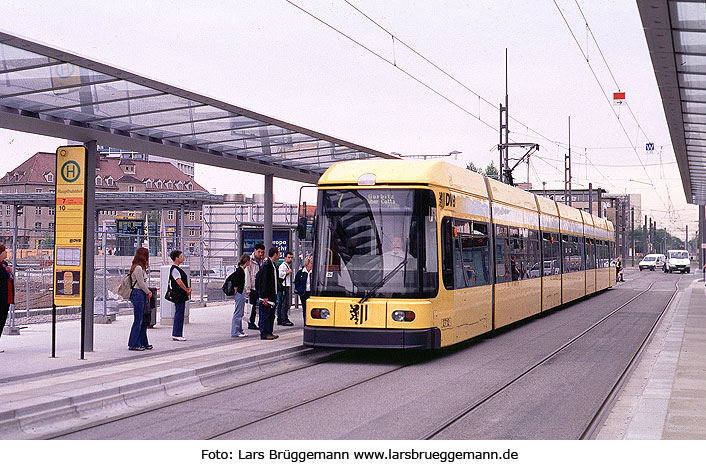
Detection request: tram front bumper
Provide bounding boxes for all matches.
[303,326,441,350]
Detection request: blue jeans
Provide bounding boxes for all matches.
[231,292,246,336]
[172,301,185,337]
[128,289,149,348]
[258,300,275,339]
[276,287,290,323]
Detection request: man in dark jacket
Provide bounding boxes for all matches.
[256,247,280,340]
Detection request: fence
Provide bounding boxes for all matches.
[2,227,311,328]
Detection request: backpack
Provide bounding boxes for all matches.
[294,268,306,296]
[117,273,135,299]
[222,271,236,296]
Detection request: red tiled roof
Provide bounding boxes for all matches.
[1,152,206,192]
[115,174,143,184]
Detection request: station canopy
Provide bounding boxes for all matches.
[0,31,397,184]
[639,0,706,204]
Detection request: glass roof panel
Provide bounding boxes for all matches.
[187,125,299,146]
[686,131,706,139]
[684,113,706,125]
[670,2,706,30]
[0,63,114,98]
[673,31,706,55]
[681,88,706,102]
[679,73,706,90]
[683,101,706,114]
[0,43,51,72]
[677,54,706,74]
[91,106,235,131]
[685,123,706,132]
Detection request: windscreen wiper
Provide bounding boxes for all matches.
[358,258,407,304]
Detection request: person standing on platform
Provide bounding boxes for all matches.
[245,243,265,330]
[169,250,191,341]
[0,244,15,353]
[294,255,312,322]
[230,254,250,338]
[128,247,152,351]
[277,251,295,326]
[616,256,624,282]
[257,247,279,340]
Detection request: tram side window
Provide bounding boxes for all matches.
[441,217,491,289]
[441,218,454,289]
[526,229,541,279]
[541,231,561,276]
[496,224,535,283]
[599,241,610,268]
[562,235,583,273]
[585,238,596,270]
[459,220,491,287]
[579,236,586,271]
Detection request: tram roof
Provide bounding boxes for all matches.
[319,160,489,199]
[0,32,397,185]
[638,0,706,205]
[555,202,585,225]
[535,194,560,218]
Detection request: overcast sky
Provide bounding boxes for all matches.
[0,0,695,238]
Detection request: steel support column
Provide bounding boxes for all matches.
[82,140,97,352]
[264,174,273,250]
[699,204,706,281]
[631,207,635,267]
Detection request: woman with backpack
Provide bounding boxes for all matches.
[230,254,251,338]
[128,247,152,351]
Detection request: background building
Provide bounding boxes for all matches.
[0,152,206,251]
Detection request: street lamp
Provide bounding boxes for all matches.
[390,150,462,160]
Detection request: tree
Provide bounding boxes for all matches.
[485,162,500,180]
[466,161,500,180]
[466,162,480,173]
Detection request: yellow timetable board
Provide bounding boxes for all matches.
[53,146,87,306]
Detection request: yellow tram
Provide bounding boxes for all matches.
[303,160,616,349]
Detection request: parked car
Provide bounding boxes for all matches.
[664,250,690,273]
[638,254,665,271]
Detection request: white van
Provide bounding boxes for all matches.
[638,253,666,271]
[664,250,690,273]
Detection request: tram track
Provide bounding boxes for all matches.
[421,275,682,440]
[47,347,437,440]
[579,274,683,439]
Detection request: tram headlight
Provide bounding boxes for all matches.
[392,310,415,322]
[311,308,330,319]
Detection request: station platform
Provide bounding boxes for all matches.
[0,301,312,439]
[0,269,705,439]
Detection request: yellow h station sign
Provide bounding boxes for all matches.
[54,146,87,306]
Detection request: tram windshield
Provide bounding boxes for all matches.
[312,188,438,298]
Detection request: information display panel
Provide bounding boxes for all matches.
[53,146,87,306]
